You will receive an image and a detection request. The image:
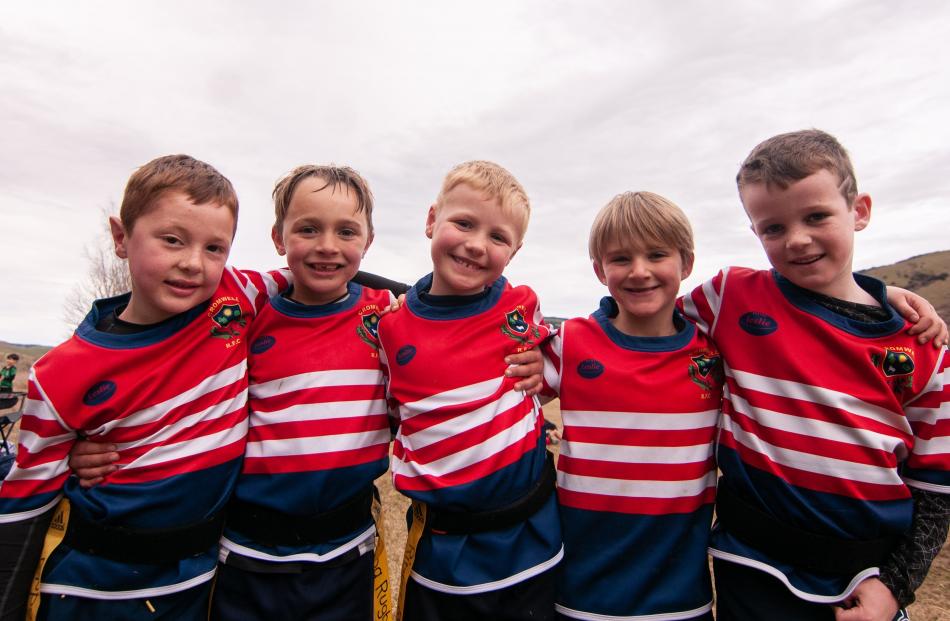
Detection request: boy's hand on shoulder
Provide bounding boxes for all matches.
[69,440,120,488]
[833,578,898,621]
[381,293,407,317]
[505,349,543,396]
[886,286,948,347]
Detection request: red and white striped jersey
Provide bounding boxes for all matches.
[545,297,721,619]
[375,274,562,592]
[0,266,287,599]
[682,267,950,600]
[221,282,393,563]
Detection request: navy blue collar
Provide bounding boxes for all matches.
[406,273,507,320]
[592,296,695,352]
[271,282,362,318]
[76,292,209,349]
[772,270,904,337]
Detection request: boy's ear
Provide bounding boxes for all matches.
[592,259,607,285]
[425,205,437,239]
[362,231,375,257]
[506,242,523,266]
[852,193,872,231]
[271,225,286,256]
[109,216,129,259]
[681,253,695,280]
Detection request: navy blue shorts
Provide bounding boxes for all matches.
[210,550,374,621]
[36,580,213,621]
[714,558,909,621]
[402,567,555,621]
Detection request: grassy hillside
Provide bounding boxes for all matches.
[860,250,950,322]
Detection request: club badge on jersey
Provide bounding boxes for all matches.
[872,346,915,395]
[688,350,723,396]
[502,307,543,351]
[209,297,247,342]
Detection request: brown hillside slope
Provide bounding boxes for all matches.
[860,249,950,323]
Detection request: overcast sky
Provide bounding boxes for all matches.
[2,1,949,346]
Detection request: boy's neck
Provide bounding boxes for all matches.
[781,271,879,307]
[610,309,679,338]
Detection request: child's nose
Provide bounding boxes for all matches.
[464,235,487,255]
[178,246,202,271]
[313,232,339,253]
[628,258,649,277]
[786,226,812,248]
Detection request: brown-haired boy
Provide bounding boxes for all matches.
[682,129,950,620]
[0,154,287,620]
[376,161,561,621]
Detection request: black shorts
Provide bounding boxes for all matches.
[210,550,374,621]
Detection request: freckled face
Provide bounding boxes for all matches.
[110,191,234,324]
[425,184,523,296]
[272,177,373,306]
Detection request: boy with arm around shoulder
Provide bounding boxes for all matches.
[209,165,395,621]
[681,129,950,621]
[0,155,287,621]
[375,161,562,621]
[546,191,721,621]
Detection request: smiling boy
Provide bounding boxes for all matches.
[0,155,287,621]
[546,192,721,621]
[210,165,394,621]
[682,130,950,621]
[376,161,561,621]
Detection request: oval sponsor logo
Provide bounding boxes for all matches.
[739,312,778,336]
[251,335,276,354]
[577,358,604,379]
[396,345,416,366]
[83,380,117,406]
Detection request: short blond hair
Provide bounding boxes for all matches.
[272,165,374,234]
[435,160,530,240]
[589,191,694,265]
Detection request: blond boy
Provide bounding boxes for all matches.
[376,161,561,621]
[544,192,720,620]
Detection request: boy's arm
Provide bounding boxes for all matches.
[353,271,411,297]
[505,349,544,396]
[878,488,950,608]
[886,286,948,347]
[68,440,120,487]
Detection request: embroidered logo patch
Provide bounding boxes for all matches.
[83,380,117,406]
[689,352,723,392]
[577,359,604,379]
[251,335,276,354]
[396,345,416,366]
[207,297,247,341]
[357,310,381,351]
[871,347,915,395]
[739,312,778,336]
[501,305,543,349]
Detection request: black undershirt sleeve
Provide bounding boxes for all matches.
[352,271,410,297]
[878,488,950,607]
